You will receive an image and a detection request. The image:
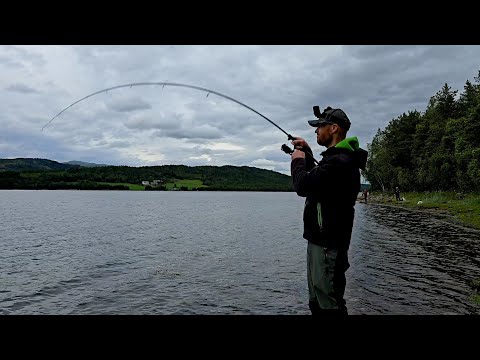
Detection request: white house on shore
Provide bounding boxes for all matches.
[142,180,163,186]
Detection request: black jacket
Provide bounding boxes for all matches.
[291,137,368,250]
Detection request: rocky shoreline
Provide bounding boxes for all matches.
[357,192,480,231]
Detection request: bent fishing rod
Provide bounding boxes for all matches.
[42,82,319,165]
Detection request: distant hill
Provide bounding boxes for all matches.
[0,158,293,191]
[0,158,76,172]
[63,160,110,167]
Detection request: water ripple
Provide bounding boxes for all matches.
[0,191,478,314]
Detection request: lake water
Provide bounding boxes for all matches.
[1,190,479,315]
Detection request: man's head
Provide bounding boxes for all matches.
[308,106,351,147]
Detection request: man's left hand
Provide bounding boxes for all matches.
[291,149,305,160]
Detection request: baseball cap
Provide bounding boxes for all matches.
[308,106,351,130]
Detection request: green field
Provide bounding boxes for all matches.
[99,182,145,190]
[369,191,480,230]
[164,179,208,190]
[100,179,208,190]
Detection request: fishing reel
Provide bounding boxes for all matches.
[281,143,305,155]
[281,143,319,165]
[281,144,294,155]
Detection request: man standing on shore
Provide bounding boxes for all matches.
[363,188,368,204]
[290,106,368,315]
[395,187,401,201]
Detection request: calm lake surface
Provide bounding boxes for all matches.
[1,190,479,314]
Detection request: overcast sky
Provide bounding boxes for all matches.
[1,45,479,174]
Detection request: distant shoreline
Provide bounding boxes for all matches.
[0,159,293,192]
[0,188,295,192]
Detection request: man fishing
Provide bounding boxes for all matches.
[290,106,367,315]
[44,84,367,315]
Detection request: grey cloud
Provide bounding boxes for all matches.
[6,83,40,94]
[344,45,428,60]
[108,98,152,112]
[107,141,131,148]
[156,125,222,140]
[0,56,24,69]
[191,146,214,155]
[124,116,180,130]
[1,45,47,67]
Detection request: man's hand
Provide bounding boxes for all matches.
[291,138,310,150]
[291,149,305,160]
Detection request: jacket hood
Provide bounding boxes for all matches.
[335,136,368,170]
[335,136,359,151]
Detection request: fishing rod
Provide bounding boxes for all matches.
[42,82,319,164]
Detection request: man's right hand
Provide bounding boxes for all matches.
[291,137,310,150]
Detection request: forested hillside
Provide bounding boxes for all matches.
[365,70,480,192]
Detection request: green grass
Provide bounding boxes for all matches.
[369,191,480,230]
[164,179,208,190]
[99,182,145,190]
[469,278,480,305]
[471,294,480,305]
[100,179,208,191]
[470,279,480,292]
